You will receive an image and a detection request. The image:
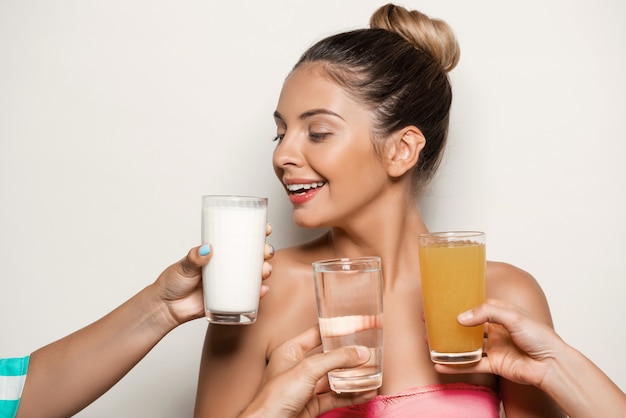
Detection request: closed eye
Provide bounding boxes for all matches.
[310,132,332,141]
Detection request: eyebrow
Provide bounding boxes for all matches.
[273,109,345,122]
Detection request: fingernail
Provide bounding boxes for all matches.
[355,346,370,360]
[458,310,473,322]
[199,244,211,256]
[261,285,270,293]
[268,244,275,256]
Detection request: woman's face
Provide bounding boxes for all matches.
[272,63,389,229]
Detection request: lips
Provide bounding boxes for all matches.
[284,181,326,205]
[285,181,325,193]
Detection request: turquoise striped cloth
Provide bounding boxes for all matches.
[0,356,29,418]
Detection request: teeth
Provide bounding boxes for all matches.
[286,182,325,192]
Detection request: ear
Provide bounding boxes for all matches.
[385,126,426,178]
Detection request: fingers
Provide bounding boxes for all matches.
[262,243,274,280]
[264,225,274,278]
[274,326,323,364]
[259,285,270,299]
[300,345,371,383]
[264,243,275,261]
[457,299,530,331]
[262,326,320,390]
[189,242,273,278]
[264,326,324,384]
[262,261,273,280]
[179,245,212,277]
[247,344,372,418]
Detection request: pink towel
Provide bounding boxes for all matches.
[319,382,501,418]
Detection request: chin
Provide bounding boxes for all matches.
[293,212,326,230]
[293,218,321,229]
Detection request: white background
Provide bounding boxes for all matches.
[1,1,624,416]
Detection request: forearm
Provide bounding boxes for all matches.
[195,326,268,417]
[540,345,626,418]
[16,284,176,418]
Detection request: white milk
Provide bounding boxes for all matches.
[201,197,267,321]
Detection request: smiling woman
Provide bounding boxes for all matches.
[1,0,625,417]
[271,66,389,226]
[193,3,565,417]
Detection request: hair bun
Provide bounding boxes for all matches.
[370,3,460,73]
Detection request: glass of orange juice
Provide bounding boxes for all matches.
[419,231,486,364]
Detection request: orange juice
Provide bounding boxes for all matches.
[419,232,486,364]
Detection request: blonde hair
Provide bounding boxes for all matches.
[370,3,460,73]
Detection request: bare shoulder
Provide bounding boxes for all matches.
[259,233,331,352]
[265,232,331,289]
[486,261,553,325]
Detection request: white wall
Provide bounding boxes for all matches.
[1,1,624,416]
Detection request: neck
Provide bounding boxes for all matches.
[325,199,428,290]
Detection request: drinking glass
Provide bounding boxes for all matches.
[419,231,486,364]
[201,195,267,324]
[312,256,384,393]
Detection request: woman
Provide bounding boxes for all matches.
[195,4,564,417]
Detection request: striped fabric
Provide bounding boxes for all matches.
[0,356,29,418]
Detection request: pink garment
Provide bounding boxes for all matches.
[318,382,501,418]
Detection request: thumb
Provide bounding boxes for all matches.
[304,345,371,382]
[179,245,212,277]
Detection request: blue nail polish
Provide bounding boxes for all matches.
[199,244,211,256]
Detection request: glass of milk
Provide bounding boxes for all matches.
[201,195,268,325]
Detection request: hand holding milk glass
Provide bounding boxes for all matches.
[419,231,486,364]
[201,195,267,325]
[313,256,383,393]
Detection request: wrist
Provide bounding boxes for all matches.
[539,344,575,391]
[238,404,270,418]
[138,284,180,336]
[238,389,276,418]
[538,343,599,417]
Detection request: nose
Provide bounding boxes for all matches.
[272,131,304,170]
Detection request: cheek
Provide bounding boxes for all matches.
[328,143,381,176]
